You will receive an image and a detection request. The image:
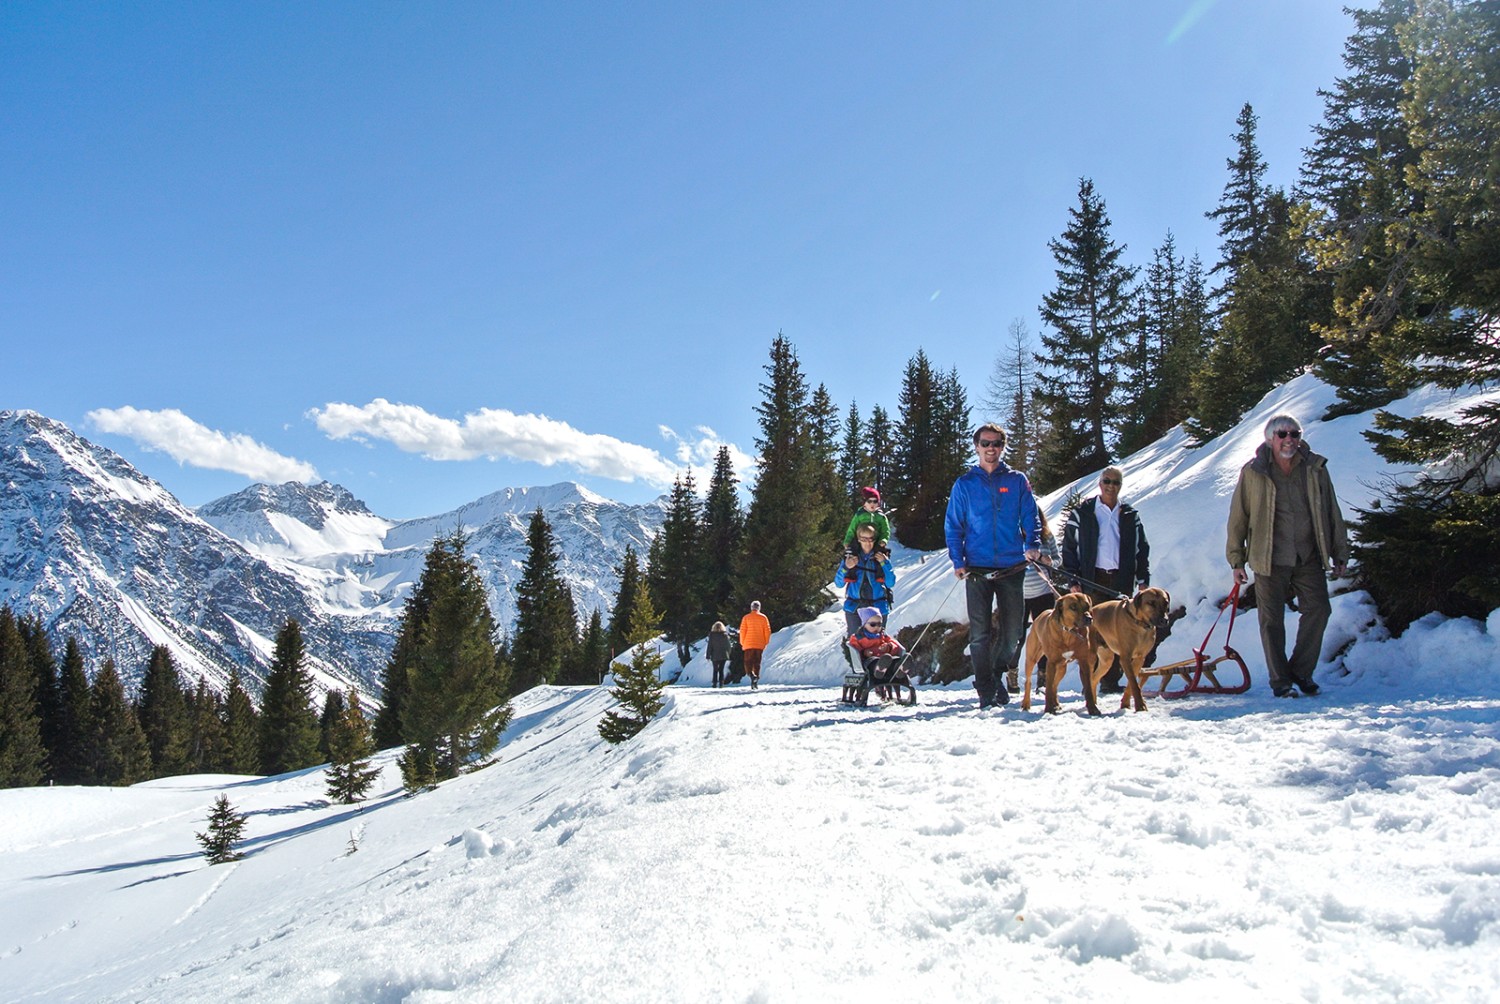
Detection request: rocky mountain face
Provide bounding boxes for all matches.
[0,410,666,698]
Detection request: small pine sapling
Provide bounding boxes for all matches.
[196,793,248,865]
[324,688,380,805]
[599,586,667,745]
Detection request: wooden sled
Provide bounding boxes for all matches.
[1136,582,1252,699]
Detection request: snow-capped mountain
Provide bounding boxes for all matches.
[0,410,667,697]
[198,479,668,634]
[0,411,391,696]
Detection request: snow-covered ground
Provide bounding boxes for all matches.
[2,675,1497,1003]
[3,375,1499,1001]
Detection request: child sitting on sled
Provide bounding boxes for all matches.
[847,606,905,695]
[842,487,891,556]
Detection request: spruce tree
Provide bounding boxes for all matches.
[196,793,248,864]
[373,536,446,749]
[55,637,94,785]
[136,645,189,777]
[598,586,667,745]
[1301,1,1422,416]
[867,405,895,503]
[837,402,872,507]
[572,608,611,685]
[737,334,835,624]
[607,546,644,660]
[325,688,380,804]
[1034,178,1137,485]
[981,319,1037,472]
[512,509,578,689]
[0,607,45,788]
[317,689,345,762]
[1348,0,1500,629]
[184,676,223,774]
[218,667,260,773]
[700,447,743,625]
[400,532,512,788]
[257,620,321,775]
[18,615,61,781]
[88,659,151,786]
[646,472,706,666]
[809,384,847,541]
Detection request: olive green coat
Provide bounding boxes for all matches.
[1226,442,1350,576]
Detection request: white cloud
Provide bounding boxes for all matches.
[309,399,729,490]
[86,407,319,484]
[658,425,757,488]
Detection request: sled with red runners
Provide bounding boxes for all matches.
[1135,581,1252,699]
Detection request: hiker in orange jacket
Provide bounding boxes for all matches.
[737,601,771,690]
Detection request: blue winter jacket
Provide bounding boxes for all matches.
[945,463,1039,571]
[835,550,894,613]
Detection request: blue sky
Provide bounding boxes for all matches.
[1,1,1355,519]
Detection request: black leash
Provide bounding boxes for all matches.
[1026,558,1132,602]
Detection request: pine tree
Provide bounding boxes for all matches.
[837,402,867,507]
[1301,0,1423,416]
[1348,0,1500,630]
[607,545,645,660]
[1118,233,1210,453]
[196,793,248,864]
[88,659,151,786]
[598,586,667,745]
[317,689,345,762]
[184,676,223,774]
[867,405,895,501]
[325,688,380,804]
[700,447,743,625]
[55,637,94,785]
[18,615,61,781]
[1206,103,1273,289]
[0,607,45,788]
[809,384,847,541]
[982,319,1037,472]
[1034,178,1137,485]
[218,667,260,773]
[400,532,512,789]
[136,645,189,777]
[887,351,970,550]
[737,334,834,624]
[646,472,705,666]
[572,608,611,685]
[373,534,446,749]
[257,620,321,775]
[512,509,578,689]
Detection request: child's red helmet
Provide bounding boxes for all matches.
[861,486,881,504]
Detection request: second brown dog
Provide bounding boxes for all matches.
[1087,586,1173,713]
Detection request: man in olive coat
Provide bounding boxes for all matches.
[1227,414,1350,697]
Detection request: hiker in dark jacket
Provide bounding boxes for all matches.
[706,621,731,688]
[1062,465,1150,693]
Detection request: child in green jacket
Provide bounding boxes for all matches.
[843,487,891,555]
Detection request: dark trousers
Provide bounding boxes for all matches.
[1086,568,1123,686]
[1255,562,1331,692]
[966,568,1025,702]
[711,660,726,688]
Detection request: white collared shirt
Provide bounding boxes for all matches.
[1094,497,1122,569]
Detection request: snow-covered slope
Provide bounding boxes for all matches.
[2,670,1496,1002]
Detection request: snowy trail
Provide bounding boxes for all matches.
[3,680,1496,1002]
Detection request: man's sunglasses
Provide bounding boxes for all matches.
[1100,478,1122,486]
[1276,429,1303,439]
[977,439,1004,449]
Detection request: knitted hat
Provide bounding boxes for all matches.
[861,486,881,503]
[858,606,883,627]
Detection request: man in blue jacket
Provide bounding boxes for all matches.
[945,424,1040,709]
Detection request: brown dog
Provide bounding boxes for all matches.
[1022,592,1095,714]
[1087,586,1172,713]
